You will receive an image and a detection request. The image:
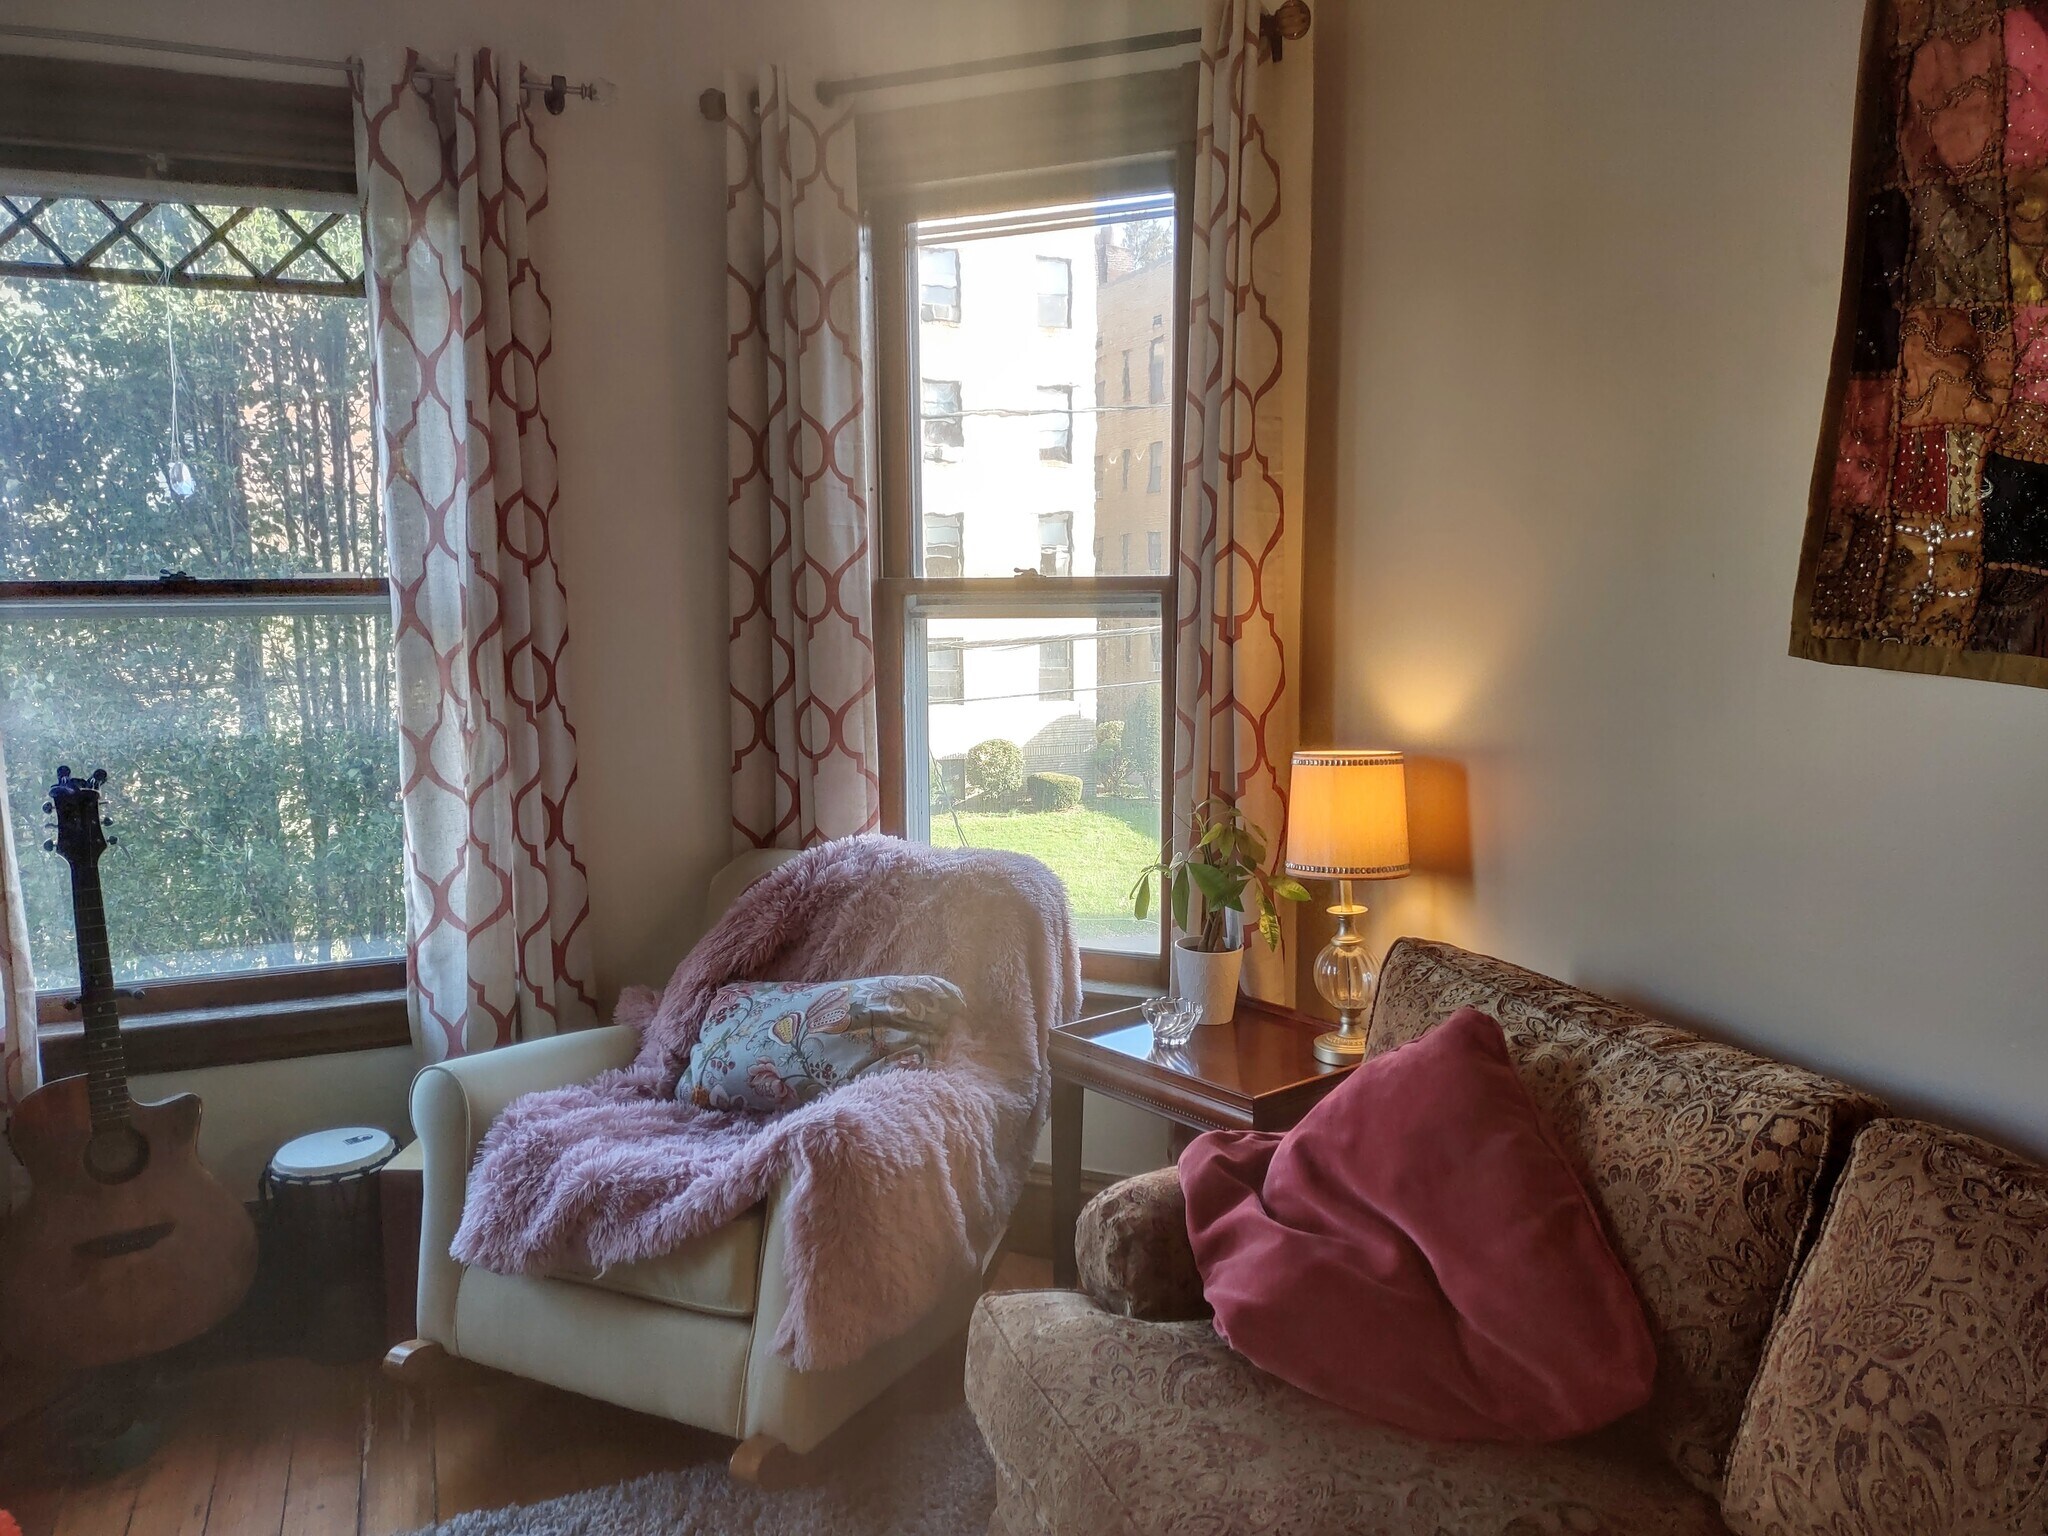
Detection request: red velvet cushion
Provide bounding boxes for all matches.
[1181,1006,1657,1442]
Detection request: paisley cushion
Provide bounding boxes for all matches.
[1181,1007,1658,1443]
[1722,1119,2048,1536]
[678,976,962,1113]
[967,1289,1732,1536]
[1368,938,1884,1493]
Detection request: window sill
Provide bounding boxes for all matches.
[38,984,410,1079]
[1079,978,1159,1018]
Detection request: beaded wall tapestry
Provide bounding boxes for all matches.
[1794,0,2048,688]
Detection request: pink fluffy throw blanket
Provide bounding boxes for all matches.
[450,836,1078,1369]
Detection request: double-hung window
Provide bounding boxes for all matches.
[1036,385,1074,463]
[921,379,965,456]
[1035,255,1072,328]
[1037,639,1075,701]
[1038,512,1073,577]
[919,246,961,322]
[0,57,406,1071]
[924,511,964,578]
[868,94,1188,981]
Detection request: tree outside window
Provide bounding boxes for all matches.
[0,194,400,989]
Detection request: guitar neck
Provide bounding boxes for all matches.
[66,858,131,1131]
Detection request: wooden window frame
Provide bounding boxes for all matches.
[0,171,406,1072]
[4,582,409,1076]
[869,148,1195,991]
[36,956,409,1077]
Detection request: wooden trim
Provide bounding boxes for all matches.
[0,53,357,196]
[0,575,389,617]
[1084,950,1166,990]
[37,956,405,1025]
[823,31,1200,106]
[868,147,1191,984]
[856,68,1199,201]
[38,978,409,1078]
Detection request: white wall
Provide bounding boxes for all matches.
[1309,0,2048,1158]
[9,0,1195,1186]
[133,1047,416,1197]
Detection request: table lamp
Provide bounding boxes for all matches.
[1285,750,1410,1065]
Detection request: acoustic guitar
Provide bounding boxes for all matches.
[0,766,257,1368]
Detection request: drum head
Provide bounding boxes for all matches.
[270,1126,398,1180]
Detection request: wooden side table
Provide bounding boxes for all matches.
[1048,997,1354,1286]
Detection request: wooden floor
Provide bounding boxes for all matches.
[0,1253,1052,1536]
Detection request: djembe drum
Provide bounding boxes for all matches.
[261,1126,398,1362]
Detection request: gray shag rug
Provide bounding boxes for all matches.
[411,1403,996,1535]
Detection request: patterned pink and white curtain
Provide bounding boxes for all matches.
[355,50,595,1062]
[725,69,882,850]
[0,733,38,1208]
[1173,0,1315,1004]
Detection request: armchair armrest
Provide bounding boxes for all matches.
[1075,1166,1211,1322]
[409,1023,639,1345]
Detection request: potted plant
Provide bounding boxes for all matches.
[1131,796,1310,1025]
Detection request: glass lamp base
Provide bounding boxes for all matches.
[1311,883,1376,1068]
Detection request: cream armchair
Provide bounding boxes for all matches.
[390,850,998,1482]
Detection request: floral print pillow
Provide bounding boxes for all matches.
[679,976,964,1114]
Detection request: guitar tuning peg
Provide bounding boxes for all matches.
[41,801,52,814]
[42,840,53,852]
[106,836,117,847]
[101,816,111,827]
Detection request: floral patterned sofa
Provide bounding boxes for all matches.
[966,940,2048,1535]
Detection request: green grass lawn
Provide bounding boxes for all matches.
[937,797,1162,950]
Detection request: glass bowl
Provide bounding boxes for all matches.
[1143,995,1200,1050]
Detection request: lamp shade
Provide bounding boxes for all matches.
[1285,750,1410,880]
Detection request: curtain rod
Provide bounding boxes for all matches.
[0,23,608,112]
[817,27,1200,106]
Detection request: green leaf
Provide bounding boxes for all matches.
[1258,905,1280,950]
[1187,860,1231,904]
[1132,874,1152,921]
[1273,877,1312,903]
[1171,866,1191,937]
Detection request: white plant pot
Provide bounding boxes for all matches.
[1174,939,1244,1027]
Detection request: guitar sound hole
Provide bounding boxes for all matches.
[83,1125,149,1184]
